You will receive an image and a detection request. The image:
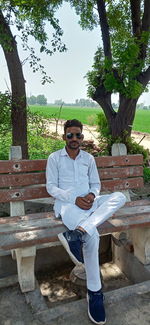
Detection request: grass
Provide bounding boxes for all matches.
[133,110,150,133]
[29,105,101,125]
[29,105,150,134]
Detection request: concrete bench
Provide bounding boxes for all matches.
[0,146,150,292]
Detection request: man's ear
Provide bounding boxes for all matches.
[62,134,66,141]
[81,134,84,140]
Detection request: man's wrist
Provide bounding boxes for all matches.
[89,192,95,198]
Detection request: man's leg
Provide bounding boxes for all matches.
[58,203,89,265]
[83,228,101,291]
[60,203,90,231]
[79,192,126,236]
[58,203,110,324]
[58,192,126,265]
[83,228,106,324]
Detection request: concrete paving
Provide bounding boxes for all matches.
[0,280,150,325]
[0,285,41,325]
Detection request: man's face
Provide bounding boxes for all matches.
[63,126,84,150]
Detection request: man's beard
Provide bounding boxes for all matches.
[67,141,80,150]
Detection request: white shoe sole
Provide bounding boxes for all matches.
[87,293,106,325]
[58,233,83,266]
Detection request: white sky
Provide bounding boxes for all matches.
[0,2,150,105]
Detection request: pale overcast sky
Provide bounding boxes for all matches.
[0,3,150,105]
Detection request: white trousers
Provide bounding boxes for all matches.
[60,192,126,291]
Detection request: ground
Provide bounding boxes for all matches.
[36,262,132,307]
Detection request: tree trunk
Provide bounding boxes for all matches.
[0,11,28,158]
[110,96,138,138]
[95,90,138,140]
[6,46,29,159]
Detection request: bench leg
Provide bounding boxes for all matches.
[132,228,150,265]
[12,246,36,292]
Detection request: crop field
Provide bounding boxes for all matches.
[29,105,150,134]
[132,109,150,133]
[29,105,100,125]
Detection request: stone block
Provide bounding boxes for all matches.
[132,227,150,265]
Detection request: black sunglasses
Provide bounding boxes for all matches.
[66,132,83,139]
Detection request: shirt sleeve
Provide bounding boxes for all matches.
[46,154,77,204]
[88,155,101,197]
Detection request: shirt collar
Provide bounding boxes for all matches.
[60,147,83,158]
[60,147,68,156]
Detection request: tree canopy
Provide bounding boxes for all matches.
[0,0,66,84]
[69,0,150,139]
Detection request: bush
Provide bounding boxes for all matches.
[143,167,150,183]
[0,132,12,160]
[96,112,111,155]
[96,112,109,137]
[27,110,64,159]
[86,114,97,126]
[96,111,150,165]
[125,137,149,164]
[0,131,64,160]
[0,92,11,135]
[28,131,64,159]
[0,100,64,160]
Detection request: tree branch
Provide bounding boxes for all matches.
[0,10,12,46]
[142,0,150,32]
[130,0,141,37]
[96,0,112,60]
[140,0,150,60]
[0,10,24,87]
[92,83,116,122]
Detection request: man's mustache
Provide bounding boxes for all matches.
[70,141,79,144]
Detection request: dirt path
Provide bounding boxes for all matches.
[131,131,150,151]
[47,120,150,151]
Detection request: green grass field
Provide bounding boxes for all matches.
[29,105,150,134]
[132,109,150,133]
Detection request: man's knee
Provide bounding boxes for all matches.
[111,192,126,205]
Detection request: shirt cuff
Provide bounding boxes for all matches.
[68,192,77,204]
[89,189,99,197]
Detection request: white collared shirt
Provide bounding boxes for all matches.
[46,147,101,217]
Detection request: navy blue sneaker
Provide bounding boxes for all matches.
[87,289,106,324]
[58,230,84,265]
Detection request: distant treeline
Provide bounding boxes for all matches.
[53,101,150,110]
[53,98,99,107]
[27,95,47,105]
[28,95,150,110]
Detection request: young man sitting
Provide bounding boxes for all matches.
[46,119,126,324]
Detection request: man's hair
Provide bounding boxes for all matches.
[64,119,83,133]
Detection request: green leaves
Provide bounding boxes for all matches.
[72,0,150,100]
[0,0,66,83]
[68,0,98,30]
[0,92,11,135]
[124,80,144,98]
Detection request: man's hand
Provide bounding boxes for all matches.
[75,193,95,210]
[84,193,95,203]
